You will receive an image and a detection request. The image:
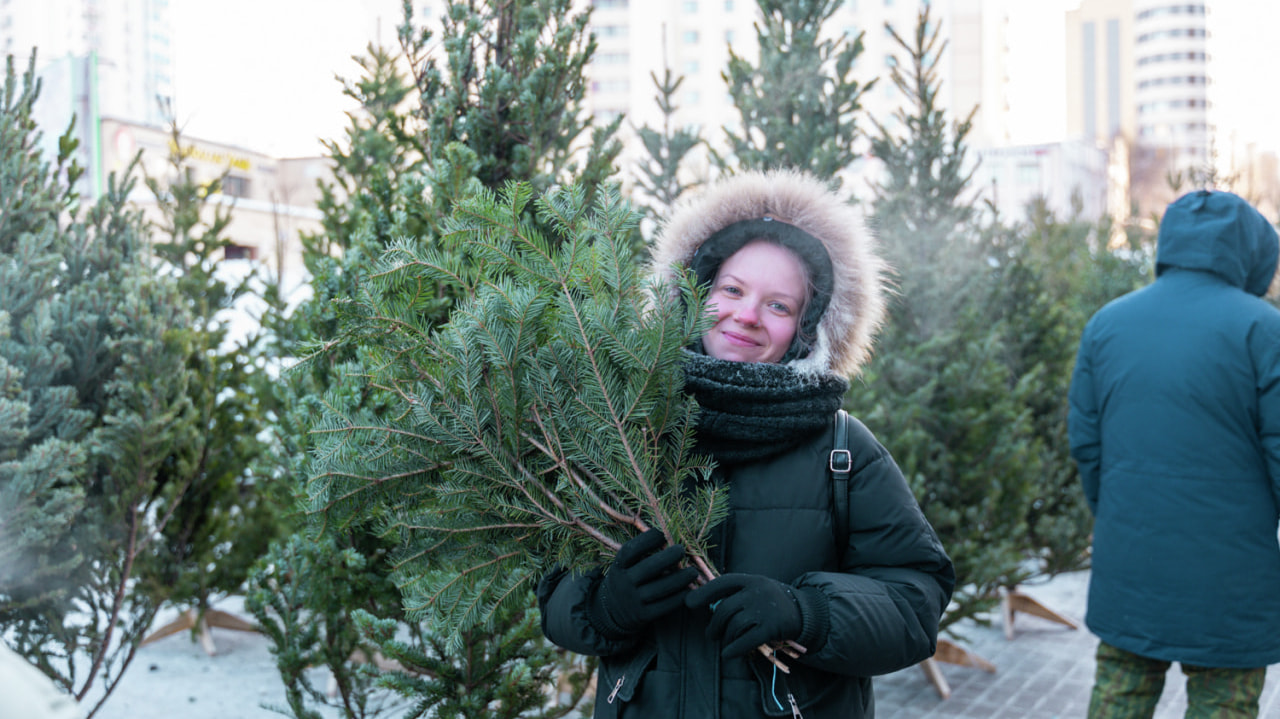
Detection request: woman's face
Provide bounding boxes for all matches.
[703,240,807,364]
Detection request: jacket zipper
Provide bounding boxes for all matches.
[788,692,803,718]
[607,676,624,704]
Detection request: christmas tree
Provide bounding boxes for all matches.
[309,183,723,638]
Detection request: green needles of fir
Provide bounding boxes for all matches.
[308,183,722,643]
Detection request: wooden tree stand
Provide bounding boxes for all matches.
[919,584,1080,699]
[919,638,996,699]
[140,607,259,656]
[1000,584,1079,639]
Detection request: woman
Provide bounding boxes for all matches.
[537,170,954,718]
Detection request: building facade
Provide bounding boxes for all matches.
[972,139,1110,224]
[2,0,175,127]
[99,118,326,292]
[6,0,328,290]
[1066,0,1219,220]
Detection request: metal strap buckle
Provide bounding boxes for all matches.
[829,449,852,473]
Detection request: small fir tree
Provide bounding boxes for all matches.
[981,200,1151,576]
[251,3,623,715]
[633,67,705,224]
[854,7,1036,635]
[133,122,283,645]
[0,52,202,718]
[0,53,91,612]
[309,184,720,635]
[720,0,872,182]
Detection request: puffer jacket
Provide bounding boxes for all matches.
[1068,189,1280,668]
[537,416,954,718]
[537,170,954,717]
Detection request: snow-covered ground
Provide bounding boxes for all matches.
[80,596,340,719]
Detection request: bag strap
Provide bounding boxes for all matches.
[830,409,852,563]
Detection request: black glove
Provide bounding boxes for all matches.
[588,529,700,637]
[685,573,805,658]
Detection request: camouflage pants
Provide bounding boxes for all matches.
[1087,641,1266,719]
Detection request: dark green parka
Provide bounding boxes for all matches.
[537,171,955,718]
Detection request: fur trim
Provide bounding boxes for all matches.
[650,170,887,379]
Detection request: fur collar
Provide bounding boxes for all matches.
[649,170,888,379]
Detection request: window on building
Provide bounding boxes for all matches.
[683,30,700,43]
[596,25,628,38]
[683,0,697,12]
[1137,27,1207,43]
[1137,5,1205,21]
[222,175,250,198]
[590,80,630,94]
[593,0,629,7]
[725,0,734,9]
[725,30,735,43]
[684,59,700,74]
[224,244,257,261]
[885,55,897,68]
[1137,51,1207,66]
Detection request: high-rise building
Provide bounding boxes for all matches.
[3,0,327,289]
[1066,0,1213,219]
[1065,0,1135,149]
[1132,1,1209,169]
[3,0,175,127]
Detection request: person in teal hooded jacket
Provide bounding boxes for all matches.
[1069,189,1280,718]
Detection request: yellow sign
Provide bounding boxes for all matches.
[168,139,253,172]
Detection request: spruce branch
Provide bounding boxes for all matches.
[309,183,727,646]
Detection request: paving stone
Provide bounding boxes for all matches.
[872,570,1280,718]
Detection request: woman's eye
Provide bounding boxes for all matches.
[769,301,792,314]
[719,285,742,297]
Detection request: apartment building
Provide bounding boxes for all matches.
[4,0,329,286]
[2,0,175,127]
[1065,0,1224,219]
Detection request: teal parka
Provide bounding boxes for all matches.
[1068,189,1280,668]
[537,170,955,717]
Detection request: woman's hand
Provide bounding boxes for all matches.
[686,573,805,658]
[588,529,700,637]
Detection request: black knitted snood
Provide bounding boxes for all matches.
[683,351,849,466]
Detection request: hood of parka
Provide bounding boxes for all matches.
[1156,189,1279,296]
[650,170,888,379]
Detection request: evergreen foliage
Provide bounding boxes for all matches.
[0,52,202,717]
[633,68,704,223]
[720,0,872,182]
[309,183,720,638]
[0,53,90,610]
[400,0,622,205]
[247,534,407,719]
[136,123,284,635]
[250,3,623,715]
[854,8,1037,633]
[982,201,1151,575]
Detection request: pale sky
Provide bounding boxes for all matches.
[172,1,1275,158]
[172,0,401,157]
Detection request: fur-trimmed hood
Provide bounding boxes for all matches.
[649,170,887,379]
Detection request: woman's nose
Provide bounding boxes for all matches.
[736,304,760,326]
